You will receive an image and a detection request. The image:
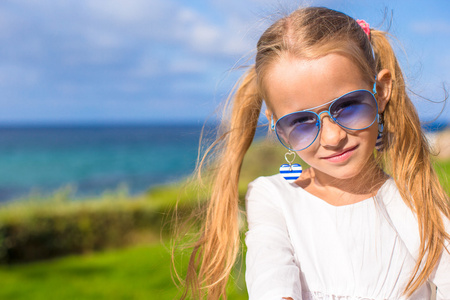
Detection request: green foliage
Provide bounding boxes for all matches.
[0,186,190,264]
[434,159,450,194]
[0,242,248,300]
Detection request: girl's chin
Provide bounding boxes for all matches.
[311,161,376,181]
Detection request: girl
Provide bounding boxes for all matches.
[178,6,450,300]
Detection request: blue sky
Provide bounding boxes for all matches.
[0,0,449,125]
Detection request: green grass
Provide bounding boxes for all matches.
[0,244,170,299]
[435,159,450,193]
[0,241,248,300]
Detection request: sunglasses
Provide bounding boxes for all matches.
[271,86,378,151]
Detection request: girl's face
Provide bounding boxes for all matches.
[265,54,380,180]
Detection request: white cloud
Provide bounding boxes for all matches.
[130,54,164,78]
[0,0,268,122]
[168,58,208,74]
[85,0,156,23]
[411,20,450,35]
[168,5,257,57]
[84,27,123,49]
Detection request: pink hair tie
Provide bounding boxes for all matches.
[356,19,371,39]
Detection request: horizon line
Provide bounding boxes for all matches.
[0,119,447,131]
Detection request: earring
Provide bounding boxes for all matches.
[279,150,302,182]
[375,114,384,152]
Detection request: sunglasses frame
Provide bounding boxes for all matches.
[271,82,378,151]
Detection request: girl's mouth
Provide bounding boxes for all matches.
[321,145,358,163]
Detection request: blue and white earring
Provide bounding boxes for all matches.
[279,150,302,182]
[375,114,384,152]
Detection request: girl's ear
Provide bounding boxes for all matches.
[265,109,275,130]
[376,69,393,113]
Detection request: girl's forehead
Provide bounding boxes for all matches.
[264,54,369,117]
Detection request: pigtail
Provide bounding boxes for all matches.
[179,67,262,299]
[371,29,450,296]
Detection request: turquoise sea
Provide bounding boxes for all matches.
[1,120,446,203]
[0,124,209,202]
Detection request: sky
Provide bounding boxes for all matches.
[0,0,449,125]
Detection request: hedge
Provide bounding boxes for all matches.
[0,187,194,264]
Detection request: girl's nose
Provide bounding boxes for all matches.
[319,115,347,148]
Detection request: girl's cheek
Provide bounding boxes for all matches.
[295,150,314,166]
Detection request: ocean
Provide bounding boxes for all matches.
[0,124,209,202]
[1,120,446,203]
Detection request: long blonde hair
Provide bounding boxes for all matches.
[176,6,450,299]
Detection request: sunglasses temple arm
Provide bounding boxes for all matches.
[372,76,377,95]
[270,114,275,131]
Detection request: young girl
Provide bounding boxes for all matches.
[178,6,450,300]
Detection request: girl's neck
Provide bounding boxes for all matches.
[297,161,388,206]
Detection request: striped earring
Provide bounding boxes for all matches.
[279,150,302,182]
[376,115,384,152]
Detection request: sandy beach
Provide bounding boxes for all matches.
[426,128,450,159]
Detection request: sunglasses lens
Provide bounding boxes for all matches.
[330,90,377,130]
[274,90,378,151]
[275,112,319,150]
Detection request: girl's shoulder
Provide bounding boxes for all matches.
[246,173,322,212]
[248,173,291,187]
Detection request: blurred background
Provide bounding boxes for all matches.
[0,0,449,299]
[0,0,449,201]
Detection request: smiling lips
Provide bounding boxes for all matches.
[321,145,359,163]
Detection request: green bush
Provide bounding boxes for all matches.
[0,187,194,264]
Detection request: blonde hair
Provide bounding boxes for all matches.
[176,6,450,299]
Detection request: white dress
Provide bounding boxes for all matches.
[245,174,450,300]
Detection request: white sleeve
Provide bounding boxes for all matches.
[431,217,450,300]
[245,177,302,300]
